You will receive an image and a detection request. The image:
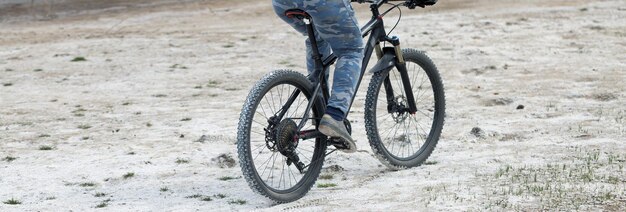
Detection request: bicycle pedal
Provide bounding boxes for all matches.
[328,137,350,150]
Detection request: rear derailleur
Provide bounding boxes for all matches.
[269,118,306,174]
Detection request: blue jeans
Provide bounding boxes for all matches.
[272,0,364,115]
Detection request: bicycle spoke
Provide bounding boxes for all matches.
[269,90,278,114]
[259,152,276,179]
[280,155,286,189]
[279,85,285,111]
[415,109,434,121]
[251,130,265,136]
[244,75,326,193]
[259,99,268,115]
[392,70,406,98]
[369,57,441,161]
[263,94,275,116]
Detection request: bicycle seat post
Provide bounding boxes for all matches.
[285,9,324,82]
[303,22,324,84]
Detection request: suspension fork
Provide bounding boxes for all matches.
[388,36,417,114]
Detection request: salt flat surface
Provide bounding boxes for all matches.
[1,0,624,211]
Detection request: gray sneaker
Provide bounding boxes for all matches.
[318,114,357,153]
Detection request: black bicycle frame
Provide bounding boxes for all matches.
[279,0,418,133]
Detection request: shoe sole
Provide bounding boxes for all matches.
[318,124,357,153]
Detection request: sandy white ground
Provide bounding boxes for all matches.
[1,0,624,211]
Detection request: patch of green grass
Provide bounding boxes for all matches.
[71,57,86,62]
[218,176,236,181]
[33,68,43,72]
[194,85,203,89]
[122,172,135,179]
[146,122,153,127]
[206,80,220,87]
[494,164,513,178]
[2,156,17,162]
[481,148,626,210]
[180,117,192,121]
[606,176,619,184]
[16,121,34,126]
[79,182,97,187]
[153,94,167,98]
[169,64,188,69]
[319,174,334,180]
[81,136,90,140]
[186,194,203,199]
[228,199,247,205]
[317,183,337,188]
[186,194,215,202]
[423,160,439,165]
[214,194,227,199]
[39,134,51,138]
[225,88,239,91]
[77,124,92,129]
[3,83,13,87]
[175,158,190,164]
[39,145,54,151]
[222,43,235,48]
[3,198,21,205]
[94,192,106,197]
[95,199,110,208]
[160,187,169,192]
[72,108,87,113]
[5,68,14,72]
[121,102,131,106]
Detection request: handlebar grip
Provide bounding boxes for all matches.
[350,0,437,6]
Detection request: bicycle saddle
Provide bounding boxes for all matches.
[285,9,311,19]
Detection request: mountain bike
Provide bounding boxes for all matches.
[237,0,444,203]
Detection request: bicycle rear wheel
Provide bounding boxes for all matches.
[364,49,445,170]
[237,70,326,203]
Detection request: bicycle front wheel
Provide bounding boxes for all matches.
[364,49,445,170]
[237,70,327,203]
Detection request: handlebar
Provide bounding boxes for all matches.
[350,0,437,9]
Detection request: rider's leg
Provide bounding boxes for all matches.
[305,0,363,151]
[304,0,364,120]
[272,0,363,151]
[272,0,363,118]
[306,38,331,84]
[272,0,331,83]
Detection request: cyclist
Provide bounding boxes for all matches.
[272,0,363,152]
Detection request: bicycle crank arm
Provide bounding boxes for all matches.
[298,130,325,140]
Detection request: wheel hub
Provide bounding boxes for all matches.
[274,119,299,154]
[392,96,409,122]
